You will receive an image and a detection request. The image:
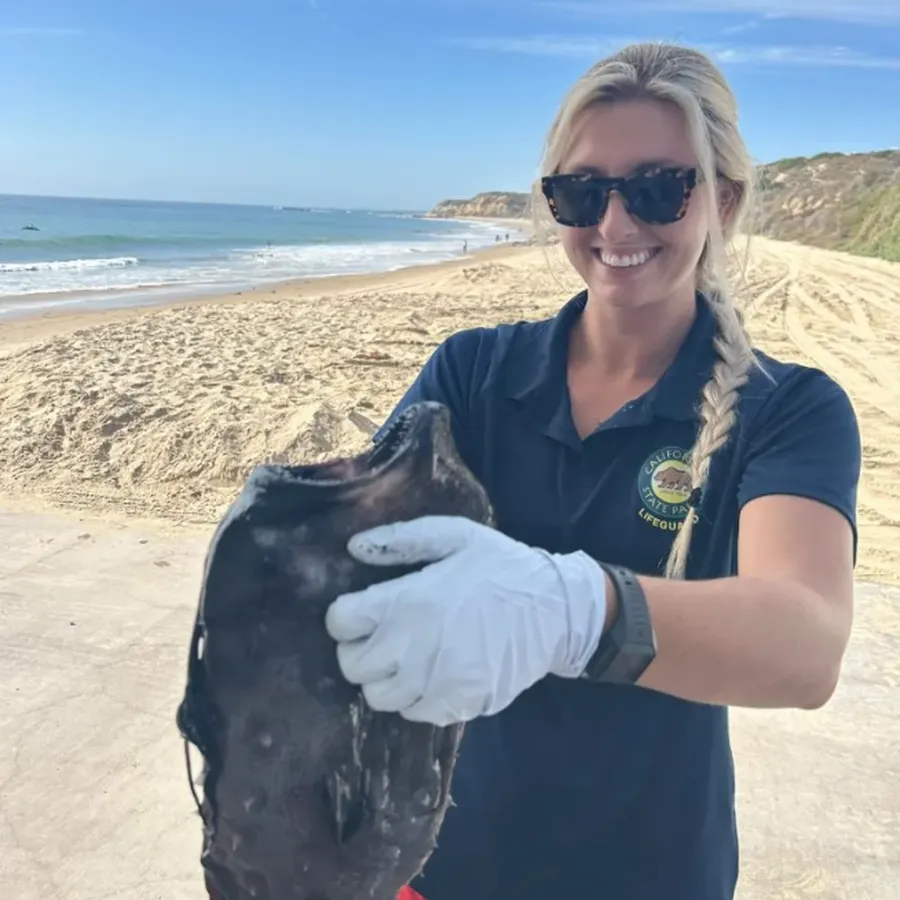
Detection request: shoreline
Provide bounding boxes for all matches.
[0,215,533,326]
[0,238,537,354]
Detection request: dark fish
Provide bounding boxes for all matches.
[176,401,494,900]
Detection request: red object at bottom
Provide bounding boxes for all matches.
[397,888,426,900]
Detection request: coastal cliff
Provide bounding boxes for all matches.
[424,191,531,220]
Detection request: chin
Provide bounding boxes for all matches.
[586,255,699,311]
[589,284,668,311]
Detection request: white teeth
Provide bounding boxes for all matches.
[597,249,654,268]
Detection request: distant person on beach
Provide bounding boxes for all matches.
[327,42,861,900]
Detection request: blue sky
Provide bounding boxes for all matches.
[2,0,898,210]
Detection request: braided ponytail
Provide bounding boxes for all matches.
[664,291,754,578]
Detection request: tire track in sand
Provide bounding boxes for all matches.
[748,239,900,582]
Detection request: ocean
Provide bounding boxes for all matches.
[0,194,524,319]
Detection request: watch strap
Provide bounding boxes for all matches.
[581,563,657,685]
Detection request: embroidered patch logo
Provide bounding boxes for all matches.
[637,446,692,531]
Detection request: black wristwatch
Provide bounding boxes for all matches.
[581,563,657,684]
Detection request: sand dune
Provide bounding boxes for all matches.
[1,236,899,583]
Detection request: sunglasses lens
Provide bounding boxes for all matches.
[547,180,608,226]
[545,168,694,226]
[626,171,690,224]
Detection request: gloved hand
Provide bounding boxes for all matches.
[325,516,609,726]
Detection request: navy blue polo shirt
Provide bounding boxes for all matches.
[373,290,861,900]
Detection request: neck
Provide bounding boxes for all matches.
[569,288,699,381]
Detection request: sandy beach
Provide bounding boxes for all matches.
[1,234,899,582]
[1,234,898,899]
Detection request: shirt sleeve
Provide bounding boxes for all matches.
[371,327,490,462]
[737,366,862,560]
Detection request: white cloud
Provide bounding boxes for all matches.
[452,36,613,57]
[714,44,900,68]
[450,35,900,69]
[0,26,85,38]
[722,21,761,35]
[538,1,900,26]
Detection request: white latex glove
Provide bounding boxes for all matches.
[325,516,609,726]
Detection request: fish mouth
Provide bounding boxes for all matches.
[365,404,421,469]
[278,402,445,486]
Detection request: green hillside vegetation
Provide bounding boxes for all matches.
[843,182,900,261]
[753,149,900,262]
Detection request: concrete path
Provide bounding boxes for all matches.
[0,508,208,900]
[0,508,897,900]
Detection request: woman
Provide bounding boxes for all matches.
[327,42,861,900]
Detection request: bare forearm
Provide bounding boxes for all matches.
[606,573,851,709]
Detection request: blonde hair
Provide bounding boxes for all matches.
[533,42,759,579]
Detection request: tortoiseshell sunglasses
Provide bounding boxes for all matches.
[541,166,698,227]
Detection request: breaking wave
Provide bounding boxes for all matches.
[0,256,139,274]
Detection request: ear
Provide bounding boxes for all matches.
[716,177,743,230]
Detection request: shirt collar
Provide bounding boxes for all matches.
[504,289,719,445]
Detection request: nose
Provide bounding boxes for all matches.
[597,190,640,239]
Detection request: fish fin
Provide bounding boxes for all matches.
[322,765,367,845]
[433,722,463,804]
[176,615,224,826]
[176,617,219,759]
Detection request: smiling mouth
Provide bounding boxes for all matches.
[592,247,661,269]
